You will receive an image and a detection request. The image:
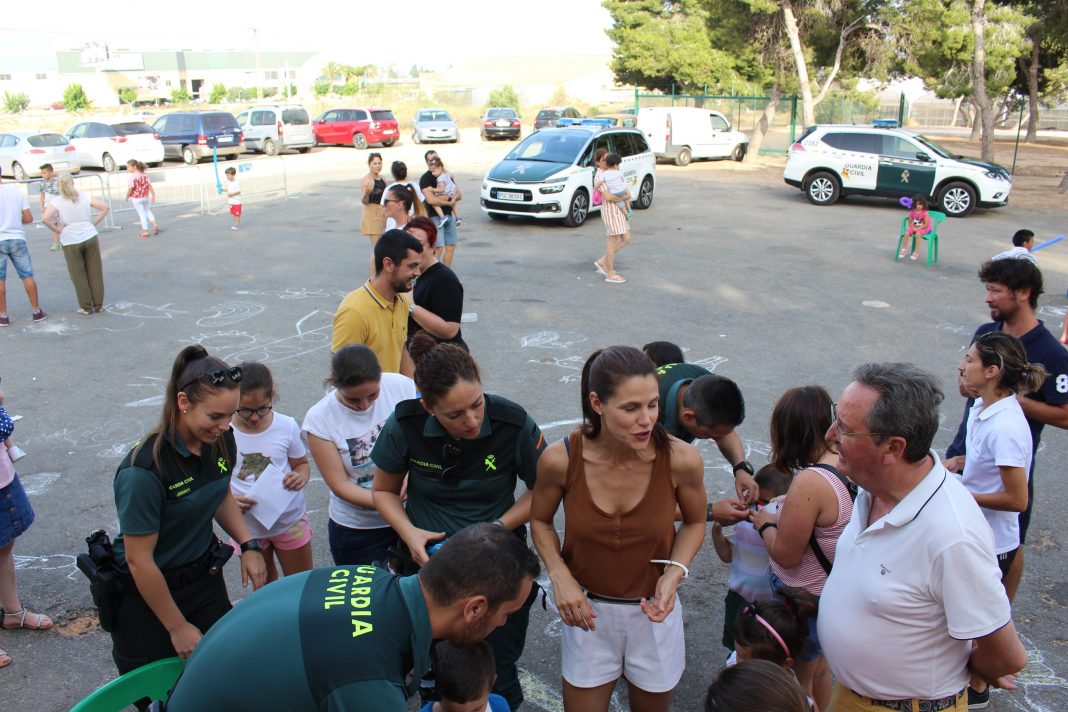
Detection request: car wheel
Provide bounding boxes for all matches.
[635,176,654,210]
[352,133,368,150]
[732,144,747,162]
[102,153,117,172]
[488,212,509,222]
[182,146,197,165]
[263,139,278,156]
[674,147,692,167]
[412,132,421,144]
[297,147,311,154]
[563,189,590,228]
[937,181,976,217]
[382,140,395,148]
[11,162,25,181]
[805,171,840,206]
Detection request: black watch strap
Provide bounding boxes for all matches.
[240,538,263,553]
[733,460,754,477]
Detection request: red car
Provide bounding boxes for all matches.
[312,107,399,149]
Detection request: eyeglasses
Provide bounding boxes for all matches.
[829,403,886,439]
[440,441,462,487]
[178,366,243,392]
[235,404,273,419]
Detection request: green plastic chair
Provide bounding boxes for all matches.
[70,657,185,712]
[895,210,947,267]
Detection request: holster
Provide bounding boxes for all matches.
[76,530,126,632]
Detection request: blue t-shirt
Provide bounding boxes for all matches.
[420,694,509,712]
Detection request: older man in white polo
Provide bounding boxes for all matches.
[819,363,1026,712]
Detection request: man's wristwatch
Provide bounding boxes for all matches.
[732,460,754,478]
[240,538,263,554]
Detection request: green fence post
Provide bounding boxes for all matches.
[790,95,798,143]
[898,92,905,127]
[633,86,638,114]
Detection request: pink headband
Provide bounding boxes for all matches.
[744,606,790,659]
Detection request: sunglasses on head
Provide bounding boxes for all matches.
[440,441,462,487]
[178,366,243,392]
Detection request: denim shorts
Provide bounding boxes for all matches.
[0,474,36,548]
[0,239,33,281]
[438,216,458,246]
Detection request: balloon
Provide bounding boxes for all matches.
[899,196,913,209]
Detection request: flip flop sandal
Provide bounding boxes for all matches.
[605,274,626,284]
[593,261,607,276]
[1,609,53,631]
[0,649,11,668]
[139,231,150,239]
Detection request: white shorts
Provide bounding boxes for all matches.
[561,594,685,693]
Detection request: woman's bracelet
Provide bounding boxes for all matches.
[758,522,778,537]
[650,559,690,581]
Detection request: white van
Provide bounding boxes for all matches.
[638,107,749,166]
[235,105,315,156]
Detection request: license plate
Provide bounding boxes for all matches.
[217,136,233,143]
[497,191,524,201]
[496,120,510,127]
[383,129,396,135]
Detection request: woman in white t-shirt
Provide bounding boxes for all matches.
[958,331,1045,589]
[40,174,109,315]
[381,161,426,230]
[303,344,416,566]
[229,361,312,583]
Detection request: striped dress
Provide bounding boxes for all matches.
[595,169,630,237]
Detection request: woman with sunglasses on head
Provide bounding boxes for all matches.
[109,345,266,677]
[382,183,426,235]
[302,345,416,567]
[749,386,854,712]
[403,216,467,351]
[371,333,546,711]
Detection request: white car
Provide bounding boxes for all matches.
[783,124,1011,217]
[0,131,80,180]
[66,121,164,172]
[480,124,656,227]
[638,106,749,165]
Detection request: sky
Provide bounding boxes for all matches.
[1,0,617,70]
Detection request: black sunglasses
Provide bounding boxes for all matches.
[440,441,462,487]
[178,366,243,392]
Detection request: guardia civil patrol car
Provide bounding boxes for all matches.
[783,124,1012,217]
[480,121,656,227]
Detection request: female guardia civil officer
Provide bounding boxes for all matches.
[371,332,546,711]
[109,345,266,675]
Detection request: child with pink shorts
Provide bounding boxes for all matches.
[229,361,313,582]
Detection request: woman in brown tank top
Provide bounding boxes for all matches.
[531,346,707,712]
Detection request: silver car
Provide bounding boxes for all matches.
[0,131,81,180]
[411,108,458,144]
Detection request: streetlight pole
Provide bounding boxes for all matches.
[252,27,263,101]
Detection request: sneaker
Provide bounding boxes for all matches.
[968,685,990,709]
[231,225,240,231]
[31,310,47,322]
[0,316,8,327]
[49,243,61,252]
[7,446,26,463]
[455,218,463,226]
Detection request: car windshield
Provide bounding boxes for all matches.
[371,111,395,122]
[112,122,155,135]
[27,133,67,147]
[487,109,517,119]
[505,131,589,163]
[419,111,452,122]
[914,134,956,159]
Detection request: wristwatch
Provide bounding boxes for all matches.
[732,460,754,478]
[240,538,263,554]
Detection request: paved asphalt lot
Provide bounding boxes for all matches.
[2,140,1067,711]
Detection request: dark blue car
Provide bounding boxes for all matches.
[152,111,244,165]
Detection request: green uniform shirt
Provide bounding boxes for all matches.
[656,362,711,444]
[112,430,235,571]
[371,394,545,536]
[167,566,431,712]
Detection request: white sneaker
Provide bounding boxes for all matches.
[231,226,240,231]
[8,445,27,462]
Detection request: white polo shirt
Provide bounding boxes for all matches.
[818,455,1011,700]
[962,396,1032,554]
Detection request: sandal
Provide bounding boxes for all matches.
[139,231,150,239]
[605,274,626,284]
[1,608,53,631]
[0,649,10,668]
[593,261,607,276]
[153,225,160,235]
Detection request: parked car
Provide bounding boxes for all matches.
[480,108,521,141]
[534,106,583,130]
[235,105,315,155]
[593,114,637,128]
[152,111,244,165]
[0,131,80,180]
[783,123,1012,217]
[480,124,656,227]
[637,106,749,165]
[66,120,164,172]
[312,108,398,149]
[411,108,458,144]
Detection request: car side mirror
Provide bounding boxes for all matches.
[916,152,931,162]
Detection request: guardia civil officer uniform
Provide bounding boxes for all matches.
[371,393,545,711]
[167,566,432,711]
[109,431,237,675]
[655,362,710,443]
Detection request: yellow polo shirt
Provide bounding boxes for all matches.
[331,280,408,372]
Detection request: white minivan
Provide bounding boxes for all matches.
[236,105,315,156]
[638,106,749,166]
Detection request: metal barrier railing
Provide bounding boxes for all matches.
[104,167,207,229]
[20,172,116,230]
[201,157,288,215]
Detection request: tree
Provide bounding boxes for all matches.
[313,80,330,97]
[209,83,227,103]
[550,84,570,105]
[118,87,137,105]
[1006,0,1068,141]
[63,83,90,112]
[3,91,29,113]
[171,87,191,104]
[486,85,521,110]
[323,61,341,85]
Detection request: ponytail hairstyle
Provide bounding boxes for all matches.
[409,331,480,408]
[236,361,275,401]
[973,331,1049,395]
[57,173,79,202]
[705,660,809,712]
[733,587,818,666]
[326,344,382,389]
[137,345,240,469]
[386,183,427,217]
[580,346,668,452]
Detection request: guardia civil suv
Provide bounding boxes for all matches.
[480,122,656,227]
[783,124,1012,217]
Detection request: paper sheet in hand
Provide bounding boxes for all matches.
[246,463,298,530]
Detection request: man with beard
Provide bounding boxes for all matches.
[166,523,540,711]
[332,229,423,376]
